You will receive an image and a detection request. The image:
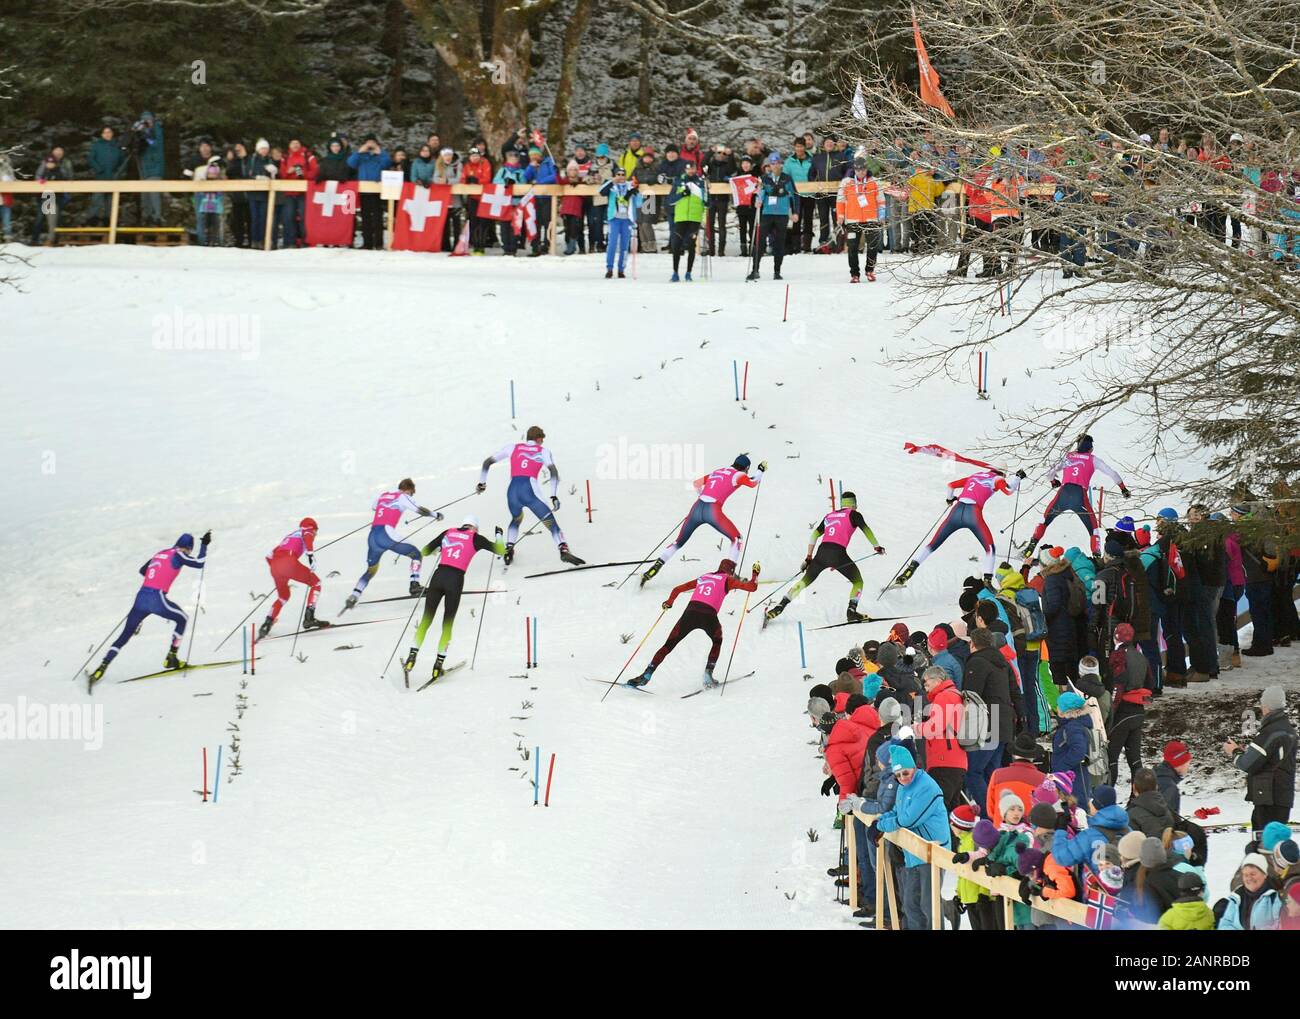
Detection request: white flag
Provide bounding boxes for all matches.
[851,79,868,122]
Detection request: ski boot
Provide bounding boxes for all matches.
[670,272,680,282]
[745,270,760,282]
[891,560,919,589]
[605,269,613,279]
[766,598,789,622]
[428,654,447,684]
[702,668,719,690]
[559,542,585,566]
[626,669,652,689]
[258,616,274,639]
[850,273,860,283]
[402,648,418,677]
[503,542,516,566]
[684,272,693,282]
[303,606,329,630]
[343,593,358,613]
[409,580,423,596]
[640,558,664,586]
[87,659,110,687]
[617,270,626,279]
[164,649,183,671]
[846,603,865,624]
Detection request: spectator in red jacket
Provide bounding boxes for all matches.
[277,138,318,249]
[680,128,704,173]
[460,146,495,253]
[921,665,968,810]
[823,693,878,803]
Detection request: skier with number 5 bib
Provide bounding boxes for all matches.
[344,479,441,611]
[641,454,765,585]
[629,559,760,690]
[478,425,583,567]
[767,490,885,623]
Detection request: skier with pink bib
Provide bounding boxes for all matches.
[1020,433,1130,568]
[641,454,766,586]
[258,517,330,638]
[343,478,440,611]
[402,514,507,684]
[477,424,583,567]
[629,558,761,689]
[88,530,211,685]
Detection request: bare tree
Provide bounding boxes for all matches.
[833,0,1300,501]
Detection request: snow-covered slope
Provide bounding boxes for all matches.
[1,243,1285,929]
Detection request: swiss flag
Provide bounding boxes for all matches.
[476,183,515,221]
[729,174,759,206]
[513,192,538,245]
[392,183,452,252]
[305,181,358,247]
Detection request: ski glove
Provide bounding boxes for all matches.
[820,776,838,797]
[946,496,958,505]
[951,851,971,865]
[200,530,212,546]
[803,555,814,570]
[840,794,863,816]
[1051,478,1062,488]
[970,856,988,872]
[757,460,768,472]
[1015,469,1027,480]
[1018,877,1037,904]
[550,496,561,511]
[661,599,673,610]
[475,483,487,493]
[307,554,315,571]
[873,546,886,556]
[751,562,761,578]
[1119,485,1131,499]
[866,821,882,846]
[495,526,503,536]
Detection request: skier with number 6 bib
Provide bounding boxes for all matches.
[478,425,583,567]
[641,454,765,585]
[629,559,760,690]
[767,490,885,623]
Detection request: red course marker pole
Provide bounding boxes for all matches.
[828,478,836,512]
[586,480,593,524]
[544,753,556,806]
[783,284,790,322]
[742,360,749,401]
[525,616,531,670]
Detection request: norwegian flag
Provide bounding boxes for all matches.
[513,191,538,245]
[903,441,998,470]
[1083,879,1119,930]
[476,183,515,221]
[529,129,546,149]
[392,182,452,252]
[729,173,760,206]
[305,181,358,247]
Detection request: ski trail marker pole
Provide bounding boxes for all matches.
[202,747,209,803]
[585,480,593,523]
[544,753,556,806]
[470,547,498,671]
[510,379,516,420]
[829,478,836,512]
[783,284,790,322]
[525,616,531,669]
[742,360,749,401]
[599,606,668,702]
[798,621,806,668]
[242,627,247,674]
[213,745,223,804]
[733,359,740,401]
[532,616,538,668]
[250,623,256,675]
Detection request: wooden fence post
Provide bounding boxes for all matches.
[107,191,120,245]
[930,856,943,930]
[263,182,277,251]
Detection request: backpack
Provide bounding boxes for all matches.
[1066,571,1087,618]
[1014,587,1048,641]
[957,688,991,749]
[1070,682,1112,784]
[996,594,1032,643]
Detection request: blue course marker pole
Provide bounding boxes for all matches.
[534,747,541,805]
[213,744,223,804]
[733,360,740,401]
[532,616,538,668]
[510,379,516,419]
[798,621,806,669]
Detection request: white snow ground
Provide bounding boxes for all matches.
[1,244,1294,929]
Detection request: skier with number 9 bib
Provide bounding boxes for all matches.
[641,454,765,585]
[478,425,583,567]
[767,490,885,623]
[629,559,760,690]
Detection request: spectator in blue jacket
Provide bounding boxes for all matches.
[347,135,391,250]
[523,146,557,255]
[746,154,797,281]
[873,744,951,930]
[493,150,528,256]
[926,626,964,688]
[782,137,814,252]
[1050,784,1131,876]
[88,126,126,224]
[133,111,165,224]
[1051,691,1094,802]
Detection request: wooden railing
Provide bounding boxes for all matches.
[847,809,1090,930]
[0,179,845,252]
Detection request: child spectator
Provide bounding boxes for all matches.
[1158,872,1215,929]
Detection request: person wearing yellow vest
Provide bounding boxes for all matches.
[907,160,947,252]
[834,155,884,282]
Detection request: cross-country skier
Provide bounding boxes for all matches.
[1020,433,1129,568]
[477,425,583,566]
[629,559,761,689]
[641,454,766,585]
[344,479,440,611]
[893,468,1026,588]
[258,517,329,638]
[402,515,507,684]
[88,530,211,685]
[766,491,885,623]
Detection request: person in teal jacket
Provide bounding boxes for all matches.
[782,137,814,252]
[1217,854,1283,929]
[746,153,796,281]
[134,111,165,223]
[873,744,950,930]
[494,152,529,256]
[666,162,707,281]
[1063,545,1096,597]
[88,126,126,224]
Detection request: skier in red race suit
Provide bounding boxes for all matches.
[259,517,330,638]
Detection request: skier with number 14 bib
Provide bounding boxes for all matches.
[478,425,583,567]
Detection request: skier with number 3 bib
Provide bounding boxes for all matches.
[478,425,583,567]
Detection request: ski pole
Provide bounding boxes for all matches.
[998,488,1050,534]
[614,515,686,590]
[213,592,272,652]
[315,520,371,551]
[470,538,500,671]
[73,612,128,682]
[183,566,206,666]
[876,504,949,598]
[288,582,310,660]
[599,606,668,702]
[736,477,764,575]
[381,583,428,685]
[1003,484,1022,565]
[720,588,754,695]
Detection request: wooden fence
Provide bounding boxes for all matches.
[0,178,844,251]
[847,809,1090,930]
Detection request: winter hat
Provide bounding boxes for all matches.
[909,630,929,651]
[949,618,968,640]
[1272,840,1299,870]
[1118,831,1146,867]
[1261,686,1287,712]
[877,697,902,725]
[950,804,978,830]
[1262,821,1293,852]
[1031,780,1058,807]
[255,138,270,152]
[766,152,782,164]
[889,744,916,772]
[816,711,837,735]
[175,533,195,550]
[1114,622,1135,644]
[847,646,864,667]
[1163,740,1191,769]
[809,683,834,703]
[1231,503,1251,516]
[1029,802,1058,830]
[1091,784,1117,809]
[861,672,883,701]
[928,627,950,652]
[806,696,831,719]
[1057,691,1085,714]
[1240,852,1270,876]
[1010,732,1039,760]
[1050,771,1076,797]
[1156,507,1179,521]
[1098,863,1125,895]
[1135,525,1152,548]
[528,145,542,156]
[888,622,911,645]
[1177,871,1205,895]
[875,642,899,669]
[595,143,610,157]
[999,788,1025,818]
[1079,655,1101,677]
[958,590,979,613]
[972,818,1000,850]
[1039,545,1065,566]
[1114,515,1136,534]
[845,693,870,713]
[1139,836,1167,869]
[1016,844,1045,877]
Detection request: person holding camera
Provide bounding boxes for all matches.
[132,111,165,224]
[745,153,797,281]
[346,135,392,250]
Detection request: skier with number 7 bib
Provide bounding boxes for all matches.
[641,454,765,585]
[767,490,885,623]
[629,559,760,690]
[478,425,583,567]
